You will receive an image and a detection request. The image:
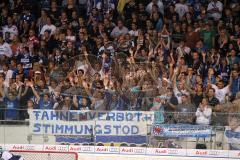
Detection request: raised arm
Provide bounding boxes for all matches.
[101,53,107,71]
[202,51,207,64]
[169,51,175,79]
[129,48,136,64]
[185,83,195,95]
[147,46,154,62]
[84,50,94,73]
[17,85,23,100]
[134,45,141,59]
[155,38,162,50]
[229,72,233,88]
[161,37,170,50]
[215,53,221,66]
[72,95,78,109]
[0,83,5,98]
[3,86,10,99]
[21,86,29,97]
[172,66,179,89]
[28,81,40,102]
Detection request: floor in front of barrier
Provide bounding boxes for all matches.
[77,154,231,160]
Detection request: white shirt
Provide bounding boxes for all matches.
[110,26,129,38]
[66,36,76,42]
[1,151,24,160]
[0,42,13,57]
[96,1,115,12]
[129,30,139,37]
[0,151,24,160]
[146,1,164,15]
[207,1,223,20]
[175,3,189,19]
[211,84,229,103]
[196,107,212,125]
[77,63,89,75]
[173,87,189,104]
[1,151,13,160]
[40,24,56,35]
[98,45,114,56]
[2,25,18,40]
[176,46,191,57]
[0,69,13,87]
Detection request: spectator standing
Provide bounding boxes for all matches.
[40,17,56,36]
[111,19,129,38]
[196,98,212,125]
[0,35,12,58]
[207,0,223,21]
[2,16,18,40]
[146,0,164,16]
[175,94,196,124]
[175,0,189,20]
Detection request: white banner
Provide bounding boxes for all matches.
[29,110,154,136]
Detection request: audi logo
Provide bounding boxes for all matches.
[82,147,92,151]
[134,149,145,153]
[168,149,178,155]
[209,151,220,156]
[109,148,119,152]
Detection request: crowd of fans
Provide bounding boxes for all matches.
[0,0,239,126]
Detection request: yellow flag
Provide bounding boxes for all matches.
[117,0,128,13]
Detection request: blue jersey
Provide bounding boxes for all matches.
[4,97,19,120]
[38,97,53,110]
[77,96,91,110]
[17,54,33,69]
[9,155,23,160]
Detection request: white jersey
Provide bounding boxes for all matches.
[207,1,223,20]
[39,24,56,35]
[211,84,229,103]
[0,42,13,57]
[175,3,189,19]
[1,151,24,160]
[2,25,18,40]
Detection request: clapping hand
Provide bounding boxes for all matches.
[201,51,206,58]
[199,103,204,112]
[26,81,34,87]
[136,44,141,50]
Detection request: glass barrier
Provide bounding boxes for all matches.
[0,108,239,152]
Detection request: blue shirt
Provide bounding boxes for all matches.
[203,76,216,89]
[17,54,33,69]
[105,91,126,111]
[231,76,240,96]
[77,96,91,110]
[38,97,53,110]
[12,69,29,79]
[4,97,19,120]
